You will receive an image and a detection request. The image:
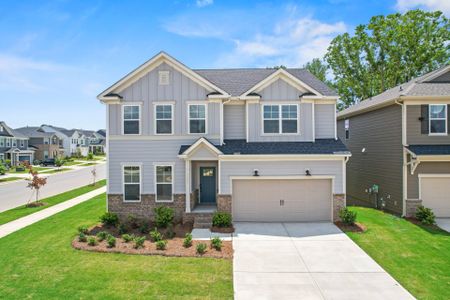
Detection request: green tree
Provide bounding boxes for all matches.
[325,9,450,109]
[303,58,328,83]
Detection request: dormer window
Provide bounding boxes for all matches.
[159,71,170,85]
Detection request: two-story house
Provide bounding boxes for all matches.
[98,52,350,225]
[337,65,450,218]
[15,126,65,161]
[0,121,34,165]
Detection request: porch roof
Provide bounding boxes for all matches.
[407,144,450,156]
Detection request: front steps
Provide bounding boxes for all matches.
[193,213,214,228]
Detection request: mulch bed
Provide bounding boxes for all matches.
[210,226,234,233]
[26,202,47,208]
[72,237,233,259]
[405,217,443,231]
[89,222,193,239]
[335,221,367,233]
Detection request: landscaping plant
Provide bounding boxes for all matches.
[415,206,436,225]
[212,212,232,228]
[96,231,108,241]
[139,222,150,234]
[121,234,135,243]
[154,206,174,228]
[99,212,119,227]
[196,243,207,255]
[150,228,163,242]
[24,162,47,206]
[339,207,357,225]
[127,214,140,229]
[183,233,193,248]
[106,235,116,248]
[54,157,65,170]
[155,240,167,250]
[134,236,146,249]
[77,225,89,234]
[78,232,87,242]
[118,223,128,235]
[0,164,6,175]
[210,237,222,251]
[87,236,97,246]
[87,152,94,160]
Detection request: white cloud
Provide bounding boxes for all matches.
[396,0,450,15]
[196,0,213,8]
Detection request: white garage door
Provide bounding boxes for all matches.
[421,176,450,217]
[232,179,332,222]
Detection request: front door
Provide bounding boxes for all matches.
[200,167,216,203]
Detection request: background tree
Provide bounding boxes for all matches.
[325,9,449,108]
[303,58,329,83]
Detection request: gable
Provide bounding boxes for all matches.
[429,70,450,83]
[189,144,219,160]
[259,78,307,100]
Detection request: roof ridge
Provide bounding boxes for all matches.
[194,67,306,71]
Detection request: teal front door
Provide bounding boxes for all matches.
[200,167,216,203]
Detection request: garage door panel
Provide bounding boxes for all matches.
[421,177,450,217]
[233,179,332,222]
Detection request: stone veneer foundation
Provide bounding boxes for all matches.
[405,199,422,218]
[333,194,346,222]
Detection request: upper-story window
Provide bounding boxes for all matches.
[155,104,173,135]
[188,104,206,134]
[20,140,24,147]
[12,139,17,147]
[159,71,170,85]
[6,138,10,147]
[345,119,350,139]
[44,138,49,144]
[0,138,4,147]
[429,104,447,135]
[123,105,140,135]
[263,104,299,134]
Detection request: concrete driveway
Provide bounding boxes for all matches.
[436,218,450,232]
[233,222,414,300]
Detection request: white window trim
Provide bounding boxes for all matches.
[122,104,142,135]
[188,103,208,135]
[122,164,142,202]
[261,104,300,135]
[429,104,447,136]
[154,103,174,135]
[154,163,174,202]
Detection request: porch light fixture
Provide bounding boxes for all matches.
[253,169,259,176]
[305,169,311,176]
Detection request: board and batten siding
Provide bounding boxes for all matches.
[224,104,246,139]
[220,160,344,194]
[315,104,336,139]
[407,162,450,199]
[258,78,307,100]
[108,62,220,138]
[406,105,450,145]
[337,104,403,214]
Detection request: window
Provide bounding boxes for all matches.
[188,104,206,134]
[155,165,173,201]
[6,139,10,147]
[159,71,170,85]
[44,138,49,144]
[0,138,4,147]
[20,140,24,147]
[263,104,298,134]
[155,104,173,134]
[429,104,447,134]
[345,119,350,139]
[123,166,141,201]
[44,151,49,159]
[12,139,17,147]
[123,105,140,135]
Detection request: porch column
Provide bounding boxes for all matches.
[185,159,191,213]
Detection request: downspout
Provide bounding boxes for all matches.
[395,98,407,217]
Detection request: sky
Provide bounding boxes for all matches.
[0,0,448,130]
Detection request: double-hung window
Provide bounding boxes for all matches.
[12,139,17,147]
[263,104,298,134]
[20,140,24,147]
[429,104,447,135]
[155,104,173,134]
[188,104,206,134]
[155,165,173,202]
[123,166,141,202]
[123,105,140,135]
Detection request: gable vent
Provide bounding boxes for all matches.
[159,71,170,85]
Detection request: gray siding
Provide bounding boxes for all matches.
[259,78,306,100]
[406,105,450,145]
[315,104,335,139]
[108,62,220,138]
[248,102,313,142]
[224,104,245,139]
[220,160,343,194]
[430,71,450,82]
[407,162,450,199]
[337,105,403,214]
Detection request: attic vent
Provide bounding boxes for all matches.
[159,71,170,85]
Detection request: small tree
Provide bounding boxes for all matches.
[54,157,65,171]
[91,166,97,186]
[24,162,47,206]
[87,152,94,160]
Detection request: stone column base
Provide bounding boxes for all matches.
[217,194,232,213]
[333,194,346,222]
[405,199,422,217]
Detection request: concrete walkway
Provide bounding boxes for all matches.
[436,218,450,232]
[233,222,415,300]
[0,186,106,239]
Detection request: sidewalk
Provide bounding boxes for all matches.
[0,186,106,239]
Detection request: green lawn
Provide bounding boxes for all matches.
[346,207,450,300]
[0,193,233,299]
[63,161,83,166]
[40,168,71,174]
[0,177,23,183]
[8,166,48,174]
[0,179,106,225]
[80,162,98,166]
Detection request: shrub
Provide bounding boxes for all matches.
[0,164,6,175]
[212,212,232,228]
[150,228,163,242]
[106,235,116,248]
[118,223,127,235]
[78,232,87,242]
[121,234,135,243]
[155,240,167,250]
[139,222,150,234]
[196,243,207,255]
[87,152,94,160]
[100,212,119,227]
[416,206,436,225]
[127,214,140,229]
[33,159,41,166]
[5,159,11,167]
[166,223,175,239]
[87,236,97,246]
[339,207,357,225]
[134,236,146,249]
[210,237,222,251]
[96,231,108,241]
[183,233,193,248]
[77,225,89,234]
[154,206,174,228]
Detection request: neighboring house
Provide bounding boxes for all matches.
[97,51,350,225]
[337,65,450,218]
[0,121,34,165]
[14,126,65,161]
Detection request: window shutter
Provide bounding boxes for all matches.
[448,105,450,132]
[421,105,429,134]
